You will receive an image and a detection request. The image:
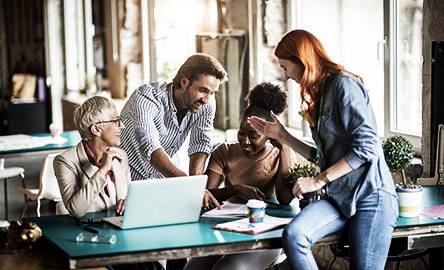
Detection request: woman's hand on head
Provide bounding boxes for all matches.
[247,112,284,140]
[292,177,325,199]
[234,184,266,201]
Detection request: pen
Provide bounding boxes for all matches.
[82,226,100,234]
[0,249,23,254]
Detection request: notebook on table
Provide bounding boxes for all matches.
[103,175,208,229]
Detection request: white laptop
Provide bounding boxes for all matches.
[103,175,208,229]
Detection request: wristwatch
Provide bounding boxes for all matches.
[318,171,330,184]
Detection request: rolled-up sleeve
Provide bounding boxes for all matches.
[188,96,215,156]
[206,143,227,175]
[336,77,379,169]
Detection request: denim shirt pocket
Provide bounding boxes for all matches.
[319,106,349,166]
[320,108,335,136]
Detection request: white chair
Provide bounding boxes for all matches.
[267,252,287,270]
[0,166,25,220]
[18,153,63,218]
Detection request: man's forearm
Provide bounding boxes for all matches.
[150,148,187,177]
[189,152,208,175]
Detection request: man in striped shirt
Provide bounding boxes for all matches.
[120,53,227,208]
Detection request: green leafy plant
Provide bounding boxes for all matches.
[285,160,315,184]
[382,135,416,189]
[85,73,96,88]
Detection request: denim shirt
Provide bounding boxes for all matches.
[309,73,396,218]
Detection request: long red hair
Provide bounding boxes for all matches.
[274,29,362,127]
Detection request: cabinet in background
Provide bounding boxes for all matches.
[7,101,49,134]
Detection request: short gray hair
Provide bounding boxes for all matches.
[74,96,117,140]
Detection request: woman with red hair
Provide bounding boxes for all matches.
[248,29,398,270]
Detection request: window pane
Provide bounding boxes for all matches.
[395,0,422,135]
[298,0,385,136]
[0,45,2,91]
[153,0,217,81]
[64,0,81,91]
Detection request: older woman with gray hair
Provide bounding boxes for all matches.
[54,95,131,218]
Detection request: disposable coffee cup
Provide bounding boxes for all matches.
[0,220,9,248]
[49,123,61,138]
[247,199,266,224]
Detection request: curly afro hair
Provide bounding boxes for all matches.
[241,82,288,122]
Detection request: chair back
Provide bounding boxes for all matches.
[39,153,62,201]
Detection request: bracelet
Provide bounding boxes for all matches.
[318,171,330,184]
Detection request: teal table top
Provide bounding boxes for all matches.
[24,186,444,265]
[25,203,299,260]
[0,130,81,154]
[396,185,444,227]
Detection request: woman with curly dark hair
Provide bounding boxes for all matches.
[184,82,298,270]
[205,82,294,203]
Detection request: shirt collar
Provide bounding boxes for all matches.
[82,140,101,166]
[167,83,177,113]
[168,83,192,119]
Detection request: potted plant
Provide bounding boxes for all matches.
[83,74,97,96]
[382,135,423,217]
[285,160,316,209]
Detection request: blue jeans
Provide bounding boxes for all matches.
[282,189,398,270]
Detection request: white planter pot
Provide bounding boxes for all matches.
[396,186,423,218]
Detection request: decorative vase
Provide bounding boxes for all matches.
[396,186,423,217]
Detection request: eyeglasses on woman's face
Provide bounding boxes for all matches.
[95,118,122,127]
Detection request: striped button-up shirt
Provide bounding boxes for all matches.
[119,81,215,180]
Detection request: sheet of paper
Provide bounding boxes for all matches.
[201,202,248,218]
[420,204,444,219]
[213,214,293,234]
[0,134,67,151]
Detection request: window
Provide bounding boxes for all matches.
[388,0,423,145]
[63,0,95,92]
[0,5,4,93]
[287,0,422,150]
[142,0,217,83]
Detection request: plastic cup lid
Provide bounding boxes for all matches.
[247,199,266,208]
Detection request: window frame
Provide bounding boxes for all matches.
[286,0,422,152]
[286,0,301,130]
[0,4,5,96]
[63,0,95,93]
[385,0,422,151]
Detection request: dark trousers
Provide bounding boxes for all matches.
[108,261,164,270]
[166,259,187,270]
